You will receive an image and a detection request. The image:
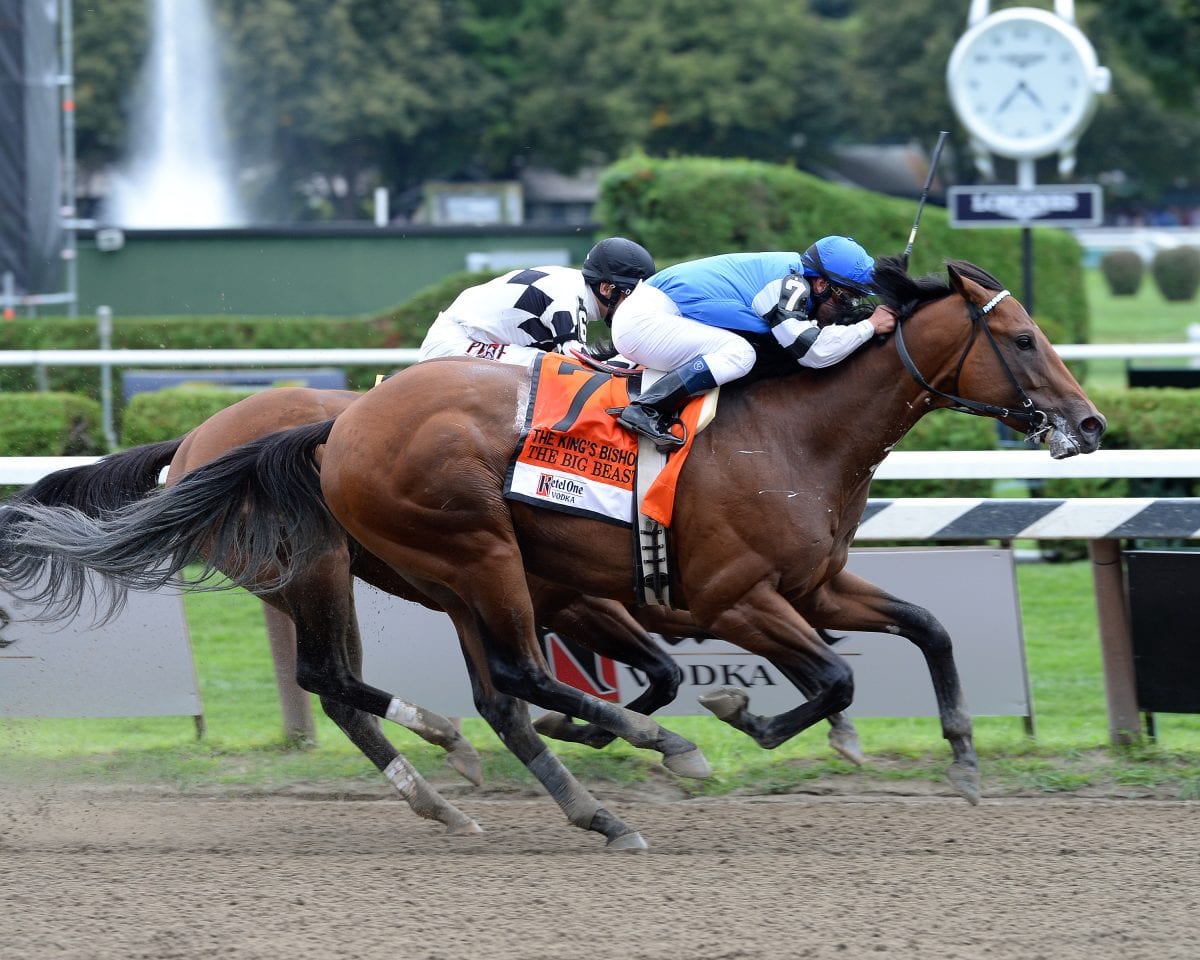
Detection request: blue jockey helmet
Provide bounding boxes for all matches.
[800,236,876,297]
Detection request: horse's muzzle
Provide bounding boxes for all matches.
[1047,410,1106,459]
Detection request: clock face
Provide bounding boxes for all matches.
[947,9,1103,159]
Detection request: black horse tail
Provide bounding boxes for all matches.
[2,437,183,519]
[0,420,337,622]
[0,437,185,600]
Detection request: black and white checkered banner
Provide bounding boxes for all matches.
[855,498,1200,541]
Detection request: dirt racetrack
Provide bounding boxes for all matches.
[3,784,1198,960]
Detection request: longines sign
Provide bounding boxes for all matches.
[948,184,1103,228]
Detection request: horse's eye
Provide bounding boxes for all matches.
[1015,335,1035,351]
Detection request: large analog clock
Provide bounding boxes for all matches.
[947,6,1110,163]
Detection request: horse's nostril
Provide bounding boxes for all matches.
[1081,416,1105,436]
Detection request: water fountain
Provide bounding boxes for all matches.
[104,0,245,227]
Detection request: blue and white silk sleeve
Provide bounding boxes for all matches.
[763,273,822,361]
[797,319,876,368]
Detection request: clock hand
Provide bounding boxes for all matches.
[995,83,1022,114]
[1017,79,1045,109]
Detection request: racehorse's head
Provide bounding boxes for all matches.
[875,256,1105,459]
[945,261,1105,457]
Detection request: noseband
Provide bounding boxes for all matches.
[892,289,1050,441]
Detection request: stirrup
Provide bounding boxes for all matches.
[614,405,686,451]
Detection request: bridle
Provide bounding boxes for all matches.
[892,288,1051,441]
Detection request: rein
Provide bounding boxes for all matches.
[892,289,1050,440]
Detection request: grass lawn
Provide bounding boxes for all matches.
[1079,266,1200,390]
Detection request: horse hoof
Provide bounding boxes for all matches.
[662,747,712,780]
[533,711,573,738]
[829,728,865,767]
[947,762,981,805]
[605,831,649,852]
[445,743,484,787]
[445,817,484,836]
[698,686,748,721]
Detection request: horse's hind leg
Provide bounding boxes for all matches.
[532,592,683,749]
[802,570,978,804]
[468,576,710,779]
[286,587,483,785]
[468,663,649,850]
[422,586,647,849]
[266,576,482,834]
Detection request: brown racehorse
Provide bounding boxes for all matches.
[1,257,1105,848]
[0,385,865,838]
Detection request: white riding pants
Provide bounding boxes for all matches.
[611,282,756,385]
[418,311,545,367]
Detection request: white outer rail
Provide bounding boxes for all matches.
[6,449,1196,485]
[0,348,423,367]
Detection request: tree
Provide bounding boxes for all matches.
[73,0,148,168]
[474,0,853,175]
[217,0,497,218]
[68,0,1200,220]
[1092,0,1199,111]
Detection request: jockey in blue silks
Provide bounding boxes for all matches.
[609,236,898,448]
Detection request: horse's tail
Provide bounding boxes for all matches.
[0,437,185,601]
[1,420,337,621]
[3,437,183,518]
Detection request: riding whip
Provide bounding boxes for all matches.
[901,130,949,271]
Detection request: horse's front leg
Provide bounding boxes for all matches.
[695,583,856,750]
[801,570,979,805]
[635,604,863,764]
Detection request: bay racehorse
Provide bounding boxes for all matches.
[2,256,1105,848]
[1,386,864,836]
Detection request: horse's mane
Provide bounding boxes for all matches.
[872,254,1004,321]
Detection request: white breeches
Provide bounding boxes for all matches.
[418,311,546,367]
[610,283,756,385]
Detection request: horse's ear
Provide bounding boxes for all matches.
[946,262,989,306]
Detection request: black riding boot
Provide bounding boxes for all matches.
[616,370,695,449]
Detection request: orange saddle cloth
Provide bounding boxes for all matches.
[504,354,703,527]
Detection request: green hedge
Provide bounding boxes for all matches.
[365,268,504,339]
[1099,250,1144,296]
[1150,246,1200,302]
[119,386,266,447]
[0,270,502,414]
[0,392,104,456]
[0,314,388,400]
[595,153,1088,345]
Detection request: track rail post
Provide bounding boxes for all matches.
[1088,538,1140,745]
[262,603,317,746]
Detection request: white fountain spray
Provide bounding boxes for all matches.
[105,0,244,227]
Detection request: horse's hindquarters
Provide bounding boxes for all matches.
[320,362,530,592]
